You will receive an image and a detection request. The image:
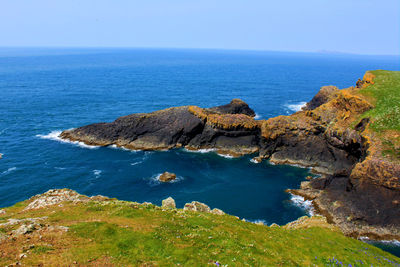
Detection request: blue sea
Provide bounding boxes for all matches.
[1,48,399,254]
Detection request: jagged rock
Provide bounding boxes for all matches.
[302,86,339,111]
[24,189,88,211]
[60,99,259,156]
[159,172,177,182]
[184,201,211,213]
[161,197,176,209]
[0,209,5,215]
[206,99,256,117]
[12,223,39,236]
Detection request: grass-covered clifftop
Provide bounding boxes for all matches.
[357,70,400,160]
[0,189,399,266]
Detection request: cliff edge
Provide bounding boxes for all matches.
[60,70,400,240]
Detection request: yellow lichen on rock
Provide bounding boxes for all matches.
[188,105,259,130]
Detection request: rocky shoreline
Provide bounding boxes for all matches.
[59,72,400,241]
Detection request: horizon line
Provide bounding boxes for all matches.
[0,45,399,57]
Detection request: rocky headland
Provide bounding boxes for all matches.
[59,70,400,241]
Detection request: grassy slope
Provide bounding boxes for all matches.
[1,198,399,266]
[358,70,400,159]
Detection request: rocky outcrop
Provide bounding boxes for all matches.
[159,172,177,182]
[302,86,339,111]
[24,189,108,211]
[161,197,176,208]
[59,72,400,240]
[183,201,225,215]
[60,99,260,157]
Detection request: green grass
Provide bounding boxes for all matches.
[31,245,55,254]
[359,70,400,132]
[1,199,399,266]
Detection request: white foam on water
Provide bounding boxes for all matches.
[289,193,315,216]
[250,158,260,164]
[36,130,99,149]
[183,148,216,154]
[54,167,66,170]
[109,144,138,152]
[93,169,102,178]
[285,102,307,112]
[360,237,400,246]
[130,160,143,166]
[254,113,262,119]
[1,167,17,175]
[217,153,234,159]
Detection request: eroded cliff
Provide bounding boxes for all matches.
[60,70,400,240]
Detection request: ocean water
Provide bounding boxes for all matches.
[0,48,399,231]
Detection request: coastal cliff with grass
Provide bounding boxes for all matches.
[1,70,399,265]
[0,189,399,266]
[59,70,400,241]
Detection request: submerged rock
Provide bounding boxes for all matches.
[161,197,176,209]
[159,172,177,182]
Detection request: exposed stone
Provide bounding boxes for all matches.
[159,172,177,182]
[0,209,5,215]
[251,157,262,163]
[302,86,339,111]
[60,100,259,157]
[210,208,225,215]
[24,189,88,211]
[0,217,46,228]
[184,201,211,213]
[12,223,40,236]
[161,197,176,209]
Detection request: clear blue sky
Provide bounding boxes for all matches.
[0,0,399,55]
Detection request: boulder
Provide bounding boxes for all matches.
[159,172,177,182]
[184,201,211,213]
[161,197,176,209]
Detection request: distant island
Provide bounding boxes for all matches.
[1,70,399,265]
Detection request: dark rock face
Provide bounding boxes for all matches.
[206,99,256,117]
[60,99,259,156]
[303,86,339,111]
[61,107,204,150]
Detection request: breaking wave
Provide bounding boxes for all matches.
[36,130,99,149]
[285,102,307,112]
[289,193,315,216]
